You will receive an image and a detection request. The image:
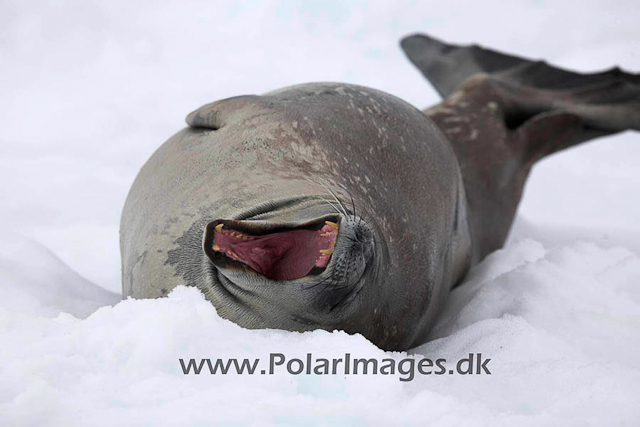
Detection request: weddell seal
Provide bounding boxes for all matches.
[120,34,639,351]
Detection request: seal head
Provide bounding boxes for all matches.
[121,83,470,350]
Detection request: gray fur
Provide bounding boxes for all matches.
[122,83,470,350]
[121,35,638,350]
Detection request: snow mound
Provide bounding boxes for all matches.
[0,232,120,319]
[1,237,639,425]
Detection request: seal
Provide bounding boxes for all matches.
[120,34,639,350]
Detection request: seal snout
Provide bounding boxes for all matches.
[204,216,341,281]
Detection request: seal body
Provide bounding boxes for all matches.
[121,34,639,350]
[121,83,471,350]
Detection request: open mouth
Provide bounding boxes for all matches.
[205,216,340,281]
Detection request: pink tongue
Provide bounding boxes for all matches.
[213,224,337,280]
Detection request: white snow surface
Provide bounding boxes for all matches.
[1,1,639,425]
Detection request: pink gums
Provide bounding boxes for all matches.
[212,223,338,280]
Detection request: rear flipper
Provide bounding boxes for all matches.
[401,33,639,261]
[401,33,640,163]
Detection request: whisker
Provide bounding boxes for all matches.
[319,267,338,294]
[318,196,342,216]
[347,191,362,224]
[306,273,333,289]
[319,182,349,217]
[341,234,381,246]
[347,190,358,222]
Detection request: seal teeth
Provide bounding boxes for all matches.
[212,244,221,251]
[319,249,333,256]
[325,221,339,230]
[215,224,224,232]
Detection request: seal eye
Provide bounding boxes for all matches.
[208,221,339,281]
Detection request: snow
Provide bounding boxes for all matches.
[1,1,639,425]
